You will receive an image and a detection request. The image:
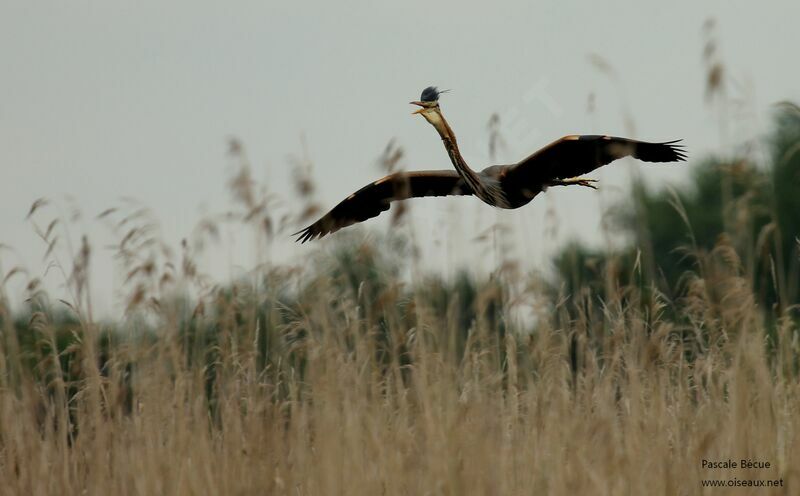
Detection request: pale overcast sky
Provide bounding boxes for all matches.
[1,1,798,315]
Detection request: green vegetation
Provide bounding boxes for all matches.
[554,104,800,313]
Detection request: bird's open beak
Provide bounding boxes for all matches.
[410,101,426,114]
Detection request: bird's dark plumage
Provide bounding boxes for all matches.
[420,86,445,102]
[507,135,686,185]
[294,170,470,243]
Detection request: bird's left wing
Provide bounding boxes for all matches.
[507,135,686,184]
[294,170,472,243]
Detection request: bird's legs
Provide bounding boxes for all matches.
[549,177,598,190]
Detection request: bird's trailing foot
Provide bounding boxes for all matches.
[550,177,599,190]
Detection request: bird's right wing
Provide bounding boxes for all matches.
[294,170,472,243]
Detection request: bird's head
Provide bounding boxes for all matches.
[410,86,451,136]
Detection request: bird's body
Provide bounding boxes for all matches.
[294,87,686,243]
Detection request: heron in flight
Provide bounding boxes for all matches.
[294,86,685,243]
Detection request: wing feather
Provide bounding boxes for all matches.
[294,170,472,243]
[508,135,686,183]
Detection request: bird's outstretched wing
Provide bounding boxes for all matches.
[294,170,472,243]
[508,135,686,183]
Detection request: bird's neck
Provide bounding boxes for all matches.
[425,110,487,198]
